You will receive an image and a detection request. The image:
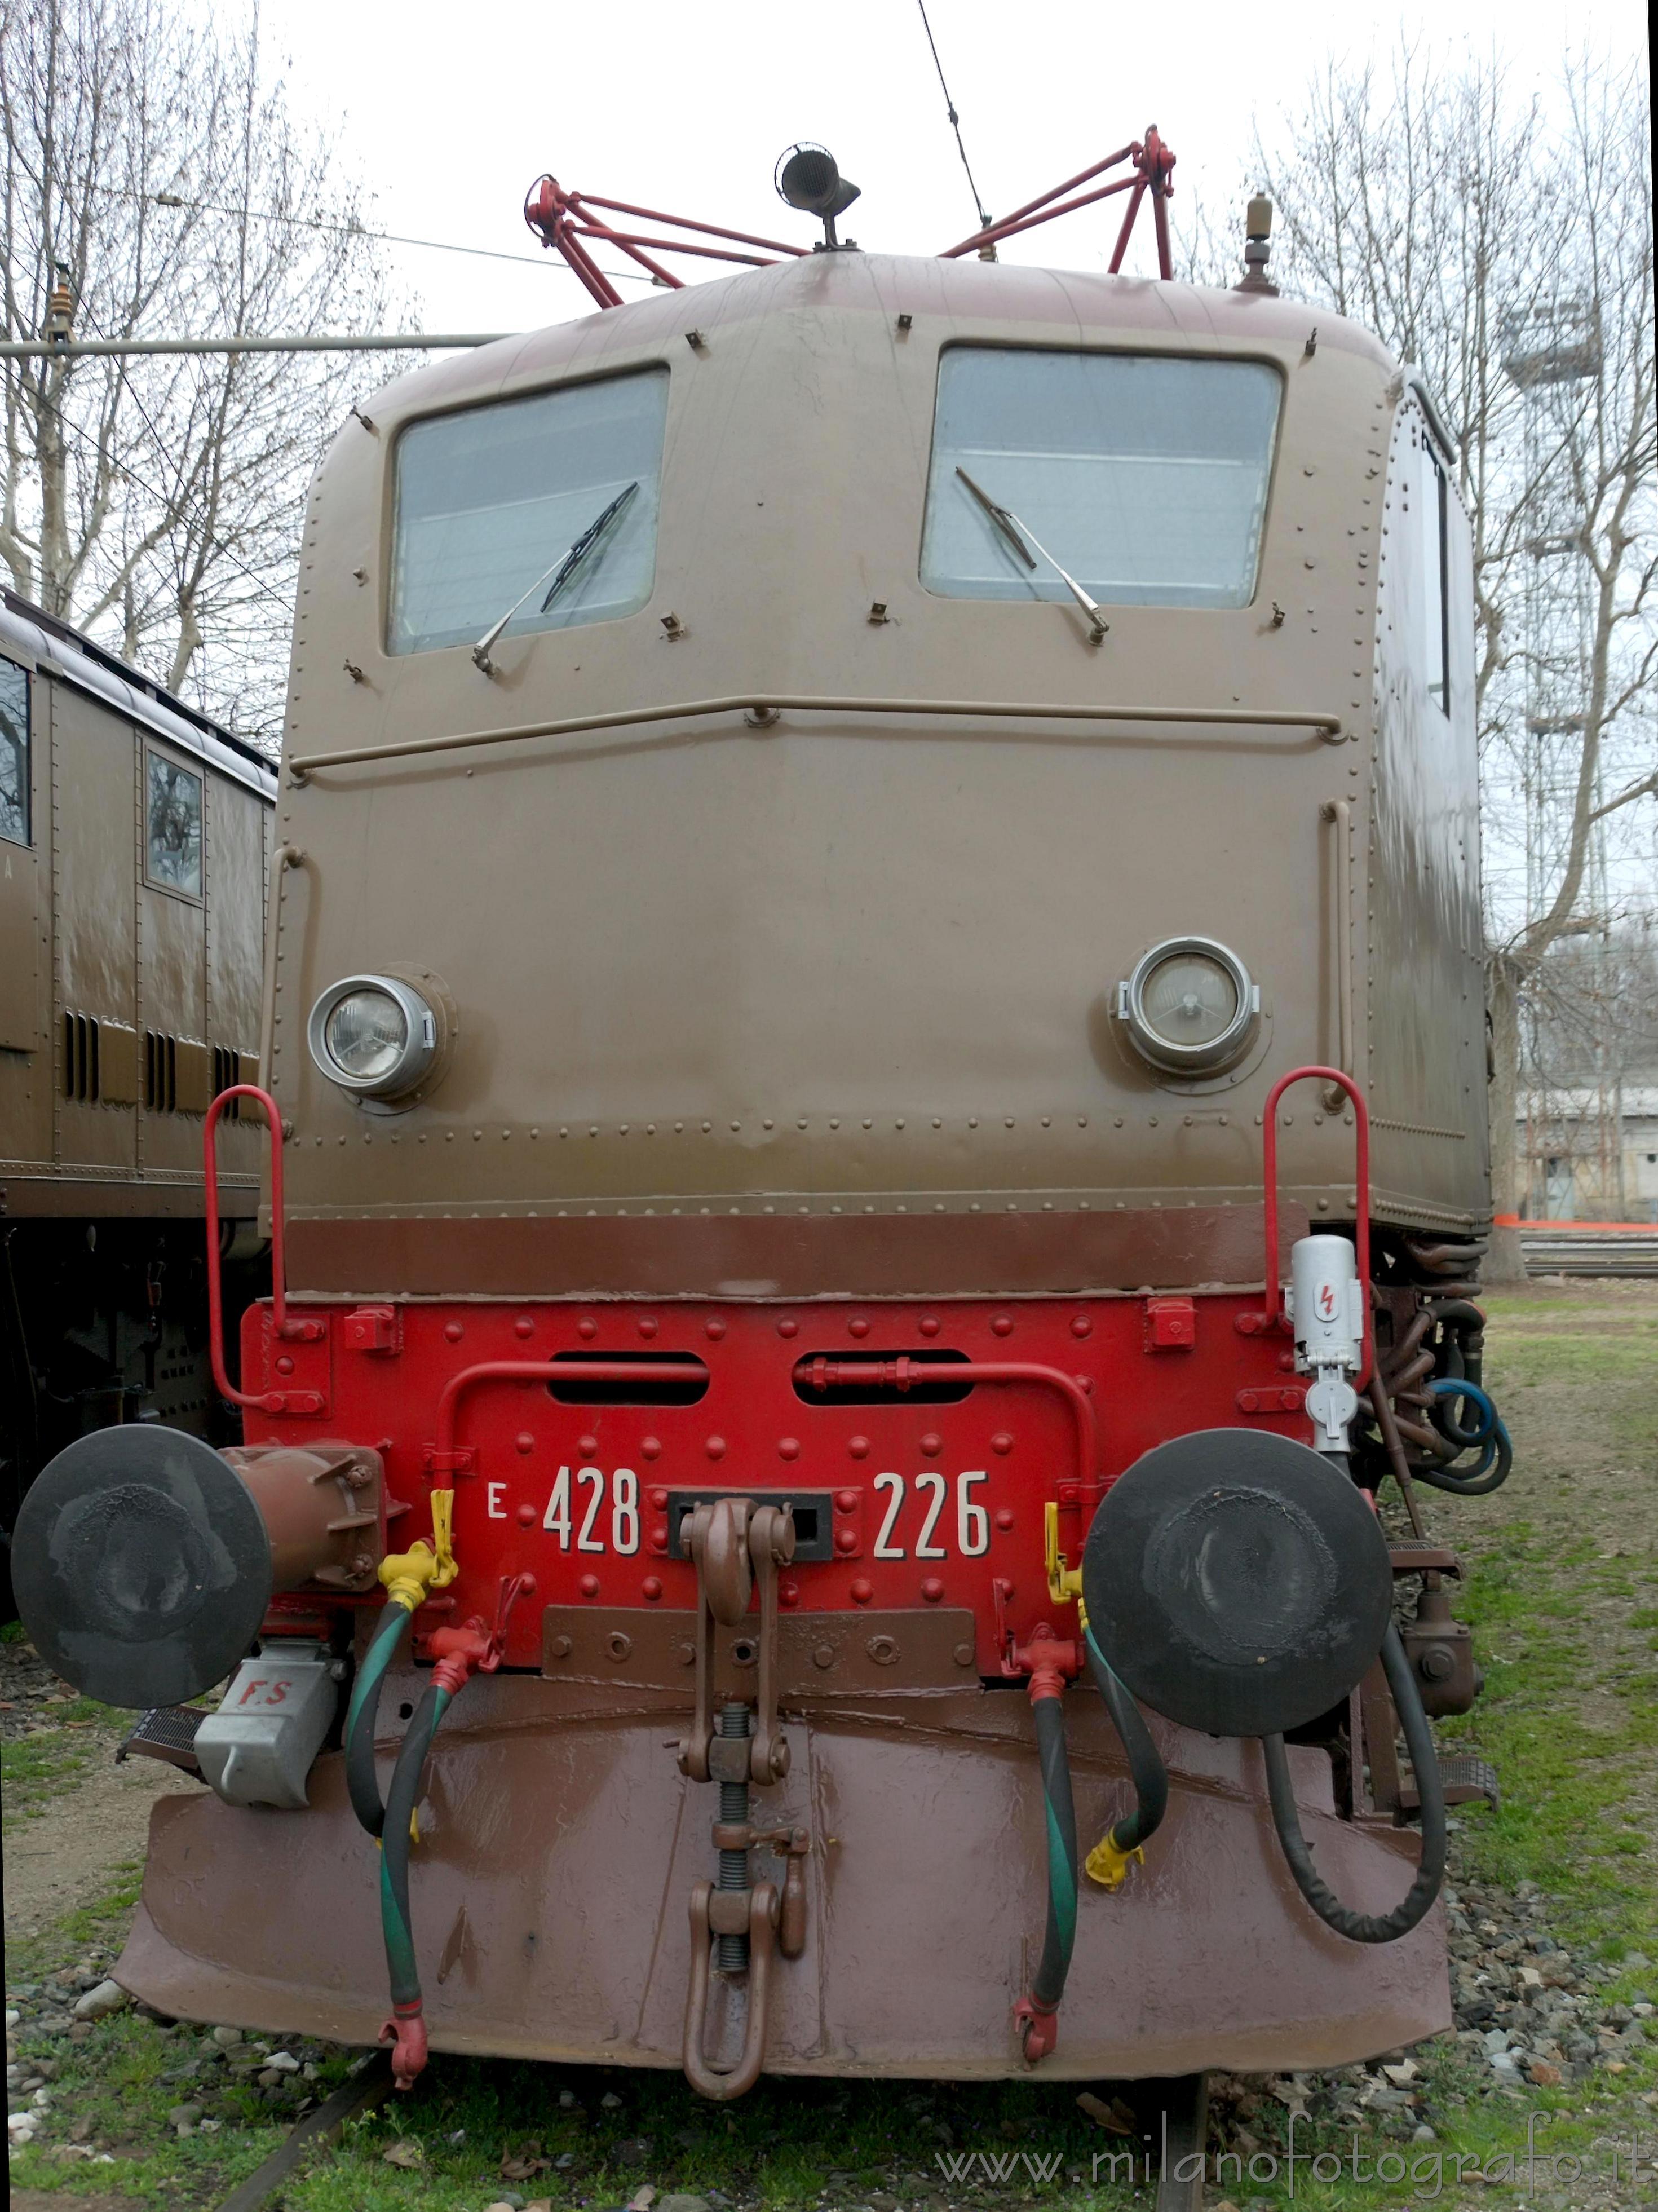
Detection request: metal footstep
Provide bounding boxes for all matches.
[1399,1754,1500,1814]
[116,1705,207,1774]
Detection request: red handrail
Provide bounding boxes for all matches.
[794,1357,1099,1503]
[430,1360,710,1481]
[204,1083,303,1410]
[1259,1066,1372,1387]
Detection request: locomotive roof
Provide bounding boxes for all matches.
[0,587,278,803]
[356,249,1400,422]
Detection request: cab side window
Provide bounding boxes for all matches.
[0,657,28,846]
[146,750,204,897]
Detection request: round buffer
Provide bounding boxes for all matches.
[1082,1428,1393,1738]
[12,1425,273,1709]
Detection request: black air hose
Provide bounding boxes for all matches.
[1084,1626,1168,1859]
[1417,1379,1513,1495]
[1408,1423,1513,1496]
[1263,1622,1446,1943]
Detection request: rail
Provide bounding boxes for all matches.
[257,844,304,1083]
[1320,799,1354,1079]
[288,694,1345,780]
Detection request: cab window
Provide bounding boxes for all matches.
[146,751,203,897]
[921,348,1280,609]
[1,657,28,846]
[390,368,670,655]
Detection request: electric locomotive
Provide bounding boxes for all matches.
[13,145,1509,2164]
[1,590,275,1605]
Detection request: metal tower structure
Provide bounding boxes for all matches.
[1500,299,1625,1217]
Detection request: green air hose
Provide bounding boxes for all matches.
[345,1600,413,1839]
[376,1677,452,2079]
[1028,1692,1079,2022]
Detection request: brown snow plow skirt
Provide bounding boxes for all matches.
[118,1671,1447,2079]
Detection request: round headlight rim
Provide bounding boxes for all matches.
[1122,935,1260,1076]
[307,972,439,1101]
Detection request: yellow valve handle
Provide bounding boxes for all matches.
[1085,1829,1146,1892]
[1044,1500,1085,1613]
[378,1491,459,1609]
[428,1487,458,1587]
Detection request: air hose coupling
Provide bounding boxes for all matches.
[378,1539,444,1614]
[380,1998,428,2092]
[1084,1829,1146,1892]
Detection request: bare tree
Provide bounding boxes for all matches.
[1,0,407,740]
[1247,47,1656,1265]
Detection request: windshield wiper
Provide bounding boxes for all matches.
[472,479,640,674]
[956,466,1109,644]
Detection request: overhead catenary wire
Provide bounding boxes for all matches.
[0,334,509,357]
[15,378,292,615]
[913,0,992,233]
[93,184,655,288]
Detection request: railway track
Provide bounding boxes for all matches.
[1520,1229,1658,1278]
[211,2051,392,2212]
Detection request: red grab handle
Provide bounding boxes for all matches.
[204,1083,298,1411]
[1259,1066,1372,1389]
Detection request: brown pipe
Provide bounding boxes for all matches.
[1363,1382,1426,1540]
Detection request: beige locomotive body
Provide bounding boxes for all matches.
[268,250,1485,1289]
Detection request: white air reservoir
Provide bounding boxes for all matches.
[1287,1234,1365,1453]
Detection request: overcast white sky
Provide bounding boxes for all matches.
[267,0,1651,337]
[259,0,1653,928]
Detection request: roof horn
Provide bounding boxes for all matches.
[775,143,861,250]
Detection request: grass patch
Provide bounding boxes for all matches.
[1,1699,131,1830]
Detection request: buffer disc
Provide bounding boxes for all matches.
[1081,1428,1392,1738]
[12,1425,272,1708]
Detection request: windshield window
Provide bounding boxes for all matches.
[390,368,669,654]
[921,349,1280,609]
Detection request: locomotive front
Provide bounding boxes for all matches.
[14,240,1501,2108]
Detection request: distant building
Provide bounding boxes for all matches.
[1516,1079,1658,1221]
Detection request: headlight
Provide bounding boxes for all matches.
[1119,937,1259,1075]
[307,974,439,1100]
